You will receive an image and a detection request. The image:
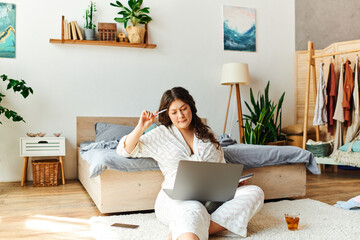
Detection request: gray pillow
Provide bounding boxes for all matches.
[95,122,135,142]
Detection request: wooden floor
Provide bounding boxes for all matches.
[1,166,360,239]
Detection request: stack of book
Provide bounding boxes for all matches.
[63,19,83,40]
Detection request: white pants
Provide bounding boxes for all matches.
[154,185,264,240]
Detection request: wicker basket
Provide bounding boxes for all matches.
[32,159,60,187]
[306,143,332,157]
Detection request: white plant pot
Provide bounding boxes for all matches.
[84,29,96,40]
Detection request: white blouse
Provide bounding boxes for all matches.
[313,62,328,126]
[117,125,225,189]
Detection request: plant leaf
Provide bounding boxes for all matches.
[140,7,149,13]
[275,92,285,125]
[265,81,270,107]
[0,93,5,103]
[110,2,119,7]
[128,0,134,10]
[117,10,130,16]
[0,74,33,123]
[116,1,124,7]
[138,15,152,23]
[114,17,127,23]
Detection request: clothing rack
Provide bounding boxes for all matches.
[302,41,360,149]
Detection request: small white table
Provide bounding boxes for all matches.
[20,137,66,186]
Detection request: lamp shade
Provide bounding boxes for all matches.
[221,63,250,85]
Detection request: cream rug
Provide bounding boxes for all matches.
[89,199,360,240]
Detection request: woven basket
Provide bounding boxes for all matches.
[306,143,332,157]
[32,159,59,187]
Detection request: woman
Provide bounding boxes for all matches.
[117,87,264,240]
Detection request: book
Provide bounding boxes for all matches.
[63,19,68,39]
[67,23,72,40]
[70,21,78,40]
[73,21,83,40]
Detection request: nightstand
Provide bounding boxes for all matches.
[20,137,66,186]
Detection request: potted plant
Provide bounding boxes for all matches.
[0,74,33,124]
[110,0,152,44]
[243,81,286,145]
[84,0,97,40]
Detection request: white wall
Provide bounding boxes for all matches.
[0,0,295,182]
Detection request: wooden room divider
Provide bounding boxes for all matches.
[294,39,360,149]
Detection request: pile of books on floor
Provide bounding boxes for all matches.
[63,19,83,40]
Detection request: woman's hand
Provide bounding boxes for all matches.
[138,110,157,131]
[238,180,247,187]
[122,110,157,154]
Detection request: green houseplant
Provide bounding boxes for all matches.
[110,0,152,43]
[0,74,33,124]
[84,0,97,40]
[243,81,285,145]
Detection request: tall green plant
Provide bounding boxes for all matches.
[110,0,152,29]
[0,74,33,124]
[84,1,97,29]
[243,81,285,144]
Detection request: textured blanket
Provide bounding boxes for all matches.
[331,149,360,167]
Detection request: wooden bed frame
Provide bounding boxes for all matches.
[77,116,306,214]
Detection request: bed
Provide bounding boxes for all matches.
[77,116,310,214]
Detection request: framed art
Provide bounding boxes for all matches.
[223,5,256,52]
[0,3,16,58]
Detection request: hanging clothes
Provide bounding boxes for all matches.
[333,62,345,151]
[345,57,360,143]
[313,62,328,126]
[343,60,354,127]
[326,62,337,135]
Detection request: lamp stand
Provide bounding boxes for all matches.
[223,83,244,143]
[223,85,233,134]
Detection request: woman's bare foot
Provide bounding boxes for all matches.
[209,221,226,235]
[168,232,172,240]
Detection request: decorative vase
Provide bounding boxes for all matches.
[126,26,146,44]
[84,28,96,40]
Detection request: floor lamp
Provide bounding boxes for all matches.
[221,63,250,143]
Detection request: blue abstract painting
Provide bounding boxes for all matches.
[223,6,256,52]
[0,3,16,58]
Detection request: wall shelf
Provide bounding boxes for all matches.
[49,39,157,49]
[50,16,157,49]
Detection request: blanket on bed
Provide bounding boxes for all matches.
[80,141,320,177]
[80,141,159,177]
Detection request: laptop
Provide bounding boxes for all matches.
[163,160,244,202]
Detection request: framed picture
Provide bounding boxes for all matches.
[223,5,256,52]
[0,3,16,58]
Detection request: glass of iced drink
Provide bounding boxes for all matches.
[284,212,300,230]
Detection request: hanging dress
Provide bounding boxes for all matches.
[326,62,337,135]
[333,62,345,151]
[313,62,328,126]
[343,60,354,127]
[345,56,360,143]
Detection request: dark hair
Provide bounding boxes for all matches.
[158,87,221,149]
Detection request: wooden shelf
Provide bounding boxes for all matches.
[51,16,156,49]
[49,39,157,49]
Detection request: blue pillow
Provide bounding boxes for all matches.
[95,122,135,142]
[339,141,360,152]
[144,123,159,134]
